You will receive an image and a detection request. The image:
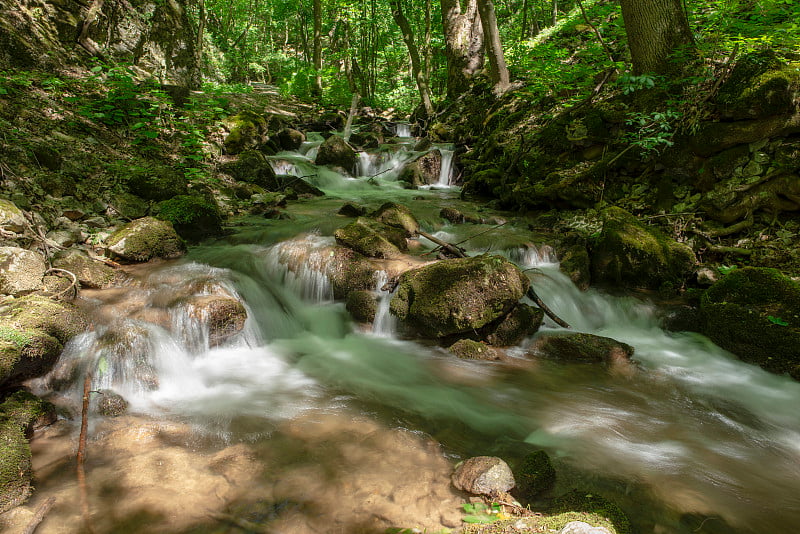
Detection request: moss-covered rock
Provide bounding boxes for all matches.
[276,128,306,150]
[315,135,357,173]
[157,194,223,242]
[105,216,186,262]
[52,249,122,289]
[183,295,247,346]
[338,202,368,217]
[550,490,631,534]
[95,390,129,417]
[390,254,529,338]
[0,199,26,234]
[0,414,32,513]
[126,165,189,201]
[0,247,46,296]
[218,149,279,189]
[516,450,556,500]
[334,217,408,259]
[529,332,634,365]
[447,339,499,360]
[108,191,149,220]
[591,207,696,290]
[479,303,544,347]
[345,290,378,323]
[716,51,800,121]
[700,267,800,376]
[370,201,420,237]
[224,111,269,154]
[399,149,442,187]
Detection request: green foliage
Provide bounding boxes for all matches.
[461,502,508,524]
[768,315,789,326]
[718,264,738,275]
[617,73,657,94]
[623,110,681,157]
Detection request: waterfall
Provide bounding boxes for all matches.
[371,271,398,337]
[395,123,412,137]
[437,147,455,186]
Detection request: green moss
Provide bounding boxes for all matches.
[157,194,222,241]
[0,390,53,435]
[334,217,408,259]
[717,51,799,119]
[370,202,420,237]
[224,111,267,154]
[326,247,379,300]
[0,417,31,513]
[447,339,498,360]
[126,165,188,201]
[106,216,186,261]
[345,290,378,323]
[516,450,556,499]
[461,510,622,534]
[551,490,631,534]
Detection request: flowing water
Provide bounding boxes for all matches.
[8,129,800,534]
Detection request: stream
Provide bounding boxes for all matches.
[8,128,800,534]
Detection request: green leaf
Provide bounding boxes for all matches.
[97,356,109,375]
[768,316,789,326]
[462,515,497,524]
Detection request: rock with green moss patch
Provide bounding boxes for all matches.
[399,149,441,187]
[334,217,408,259]
[550,490,630,534]
[338,202,367,217]
[479,303,544,346]
[370,202,420,237]
[126,165,189,201]
[52,249,122,289]
[224,111,269,154]
[717,51,800,121]
[157,195,222,242]
[528,332,634,365]
[0,199,26,234]
[591,207,695,290]
[346,290,378,323]
[390,254,529,338]
[0,415,31,513]
[219,150,279,189]
[700,267,800,376]
[315,135,357,173]
[105,216,186,262]
[516,450,556,500]
[326,248,378,299]
[0,247,46,296]
[448,339,499,360]
[277,128,306,150]
[108,192,149,220]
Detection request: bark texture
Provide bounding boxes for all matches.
[441,0,485,98]
[620,0,694,75]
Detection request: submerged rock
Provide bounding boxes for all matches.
[370,201,420,237]
[0,247,46,296]
[528,332,634,365]
[390,254,529,338]
[105,216,186,262]
[346,290,378,323]
[516,450,556,500]
[591,207,695,290]
[334,217,408,259]
[700,267,800,377]
[448,339,499,361]
[315,135,357,173]
[452,456,515,496]
[479,303,544,347]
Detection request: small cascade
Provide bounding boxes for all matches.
[263,234,337,302]
[436,146,455,186]
[394,123,412,137]
[371,271,398,337]
[506,243,559,269]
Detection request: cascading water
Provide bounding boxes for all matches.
[437,146,455,186]
[18,134,800,534]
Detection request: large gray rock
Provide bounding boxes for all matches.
[390,254,529,338]
[0,247,46,296]
[105,216,185,262]
[315,135,357,173]
[451,456,515,496]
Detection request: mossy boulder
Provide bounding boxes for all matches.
[326,247,378,299]
[0,199,26,234]
[52,249,121,289]
[338,202,368,217]
[591,207,696,290]
[516,450,556,500]
[346,290,378,323]
[95,390,129,417]
[716,51,800,121]
[0,247,46,296]
[479,303,544,347]
[224,111,269,154]
[448,339,499,360]
[0,390,55,437]
[183,295,247,346]
[700,267,800,377]
[529,333,634,365]
[276,128,306,150]
[334,217,408,259]
[315,135,357,173]
[550,490,631,534]
[370,202,420,237]
[126,166,188,201]
[218,150,279,189]
[157,195,223,242]
[105,216,186,262]
[399,149,442,186]
[390,254,529,338]
[0,412,31,513]
[0,296,88,388]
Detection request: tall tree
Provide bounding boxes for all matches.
[312,0,323,95]
[390,0,434,116]
[476,0,510,92]
[620,0,694,75]
[441,0,484,98]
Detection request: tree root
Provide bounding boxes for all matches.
[77,373,95,534]
[44,268,78,300]
[22,497,56,534]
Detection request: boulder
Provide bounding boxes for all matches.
[157,195,223,242]
[338,202,368,217]
[107,192,149,220]
[451,456,515,496]
[0,247,46,296]
[334,217,408,259]
[390,254,529,338]
[105,216,186,262]
[700,267,800,377]
[0,407,31,512]
[528,333,634,365]
[0,296,88,388]
[218,150,279,189]
[370,202,420,237]
[0,199,26,234]
[516,450,556,500]
[345,290,379,324]
[277,128,306,150]
[126,165,188,201]
[399,149,441,186]
[184,295,247,346]
[95,390,129,417]
[447,339,499,361]
[326,248,379,299]
[479,303,544,346]
[52,249,122,289]
[551,490,631,534]
[591,207,696,290]
[224,111,269,154]
[559,522,614,534]
[315,135,357,173]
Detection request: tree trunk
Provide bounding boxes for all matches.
[476,0,510,92]
[620,0,694,75]
[441,0,484,98]
[312,0,323,96]
[390,0,434,117]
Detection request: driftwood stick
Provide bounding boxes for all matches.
[22,497,56,534]
[418,230,571,328]
[77,373,95,534]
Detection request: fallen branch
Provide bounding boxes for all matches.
[45,268,78,300]
[22,497,56,534]
[418,229,468,258]
[77,373,95,534]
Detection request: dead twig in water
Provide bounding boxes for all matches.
[77,373,95,534]
[22,497,56,534]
